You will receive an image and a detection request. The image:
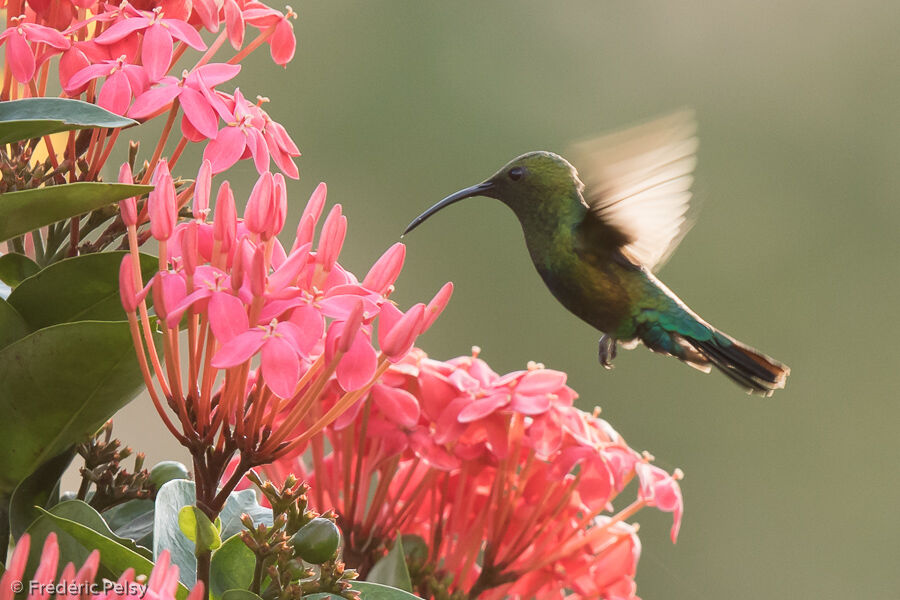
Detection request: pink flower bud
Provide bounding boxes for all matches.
[118,256,150,313]
[363,243,406,294]
[244,172,274,238]
[338,300,364,354]
[292,214,315,251]
[301,182,327,228]
[249,245,267,298]
[193,160,212,220]
[149,160,176,241]
[118,162,137,227]
[271,173,287,238]
[213,182,237,253]
[152,271,187,324]
[421,282,453,332]
[317,204,346,272]
[381,303,424,361]
[182,222,199,276]
[231,238,252,292]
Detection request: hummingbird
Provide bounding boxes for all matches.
[403,112,789,396]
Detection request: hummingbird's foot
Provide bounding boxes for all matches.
[598,335,617,369]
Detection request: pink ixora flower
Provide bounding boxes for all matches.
[120,166,451,537]
[65,55,150,115]
[0,16,69,82]
[261,347,684,600]
[203,88,300,178]
[129,63,241,139]
[94,6,207,81]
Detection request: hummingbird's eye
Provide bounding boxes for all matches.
[508,167,525,181]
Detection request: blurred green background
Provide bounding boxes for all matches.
[106,2,900,598]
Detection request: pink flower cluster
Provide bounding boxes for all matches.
[120,161,452,491]
[0,533,203,600]
[2,0,299,178]
[261,348,684,600]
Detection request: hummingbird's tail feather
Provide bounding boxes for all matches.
[688,331,790,397]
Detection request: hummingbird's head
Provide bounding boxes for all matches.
[403,151,585,236]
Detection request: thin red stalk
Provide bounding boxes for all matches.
[141,101,180,184]
[88,128,120,180]
[227,22,278,66]
[274,360,391,458]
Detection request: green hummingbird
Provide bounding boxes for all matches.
[403,112,789,396]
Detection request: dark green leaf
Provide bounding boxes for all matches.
[30,502,189,600]
[221,590,263,600]
[0,320,148,493]
[103,498,154,548]
[367,537,413,592]
[0,297,29,349]
[8,447,76,539]
[0,182,152,243]
[0,253,40,288]
[0,98,136,145]
[24,501,156,581]
[351,581,424,599]
[210,534,256,600]
[8,252,157,329]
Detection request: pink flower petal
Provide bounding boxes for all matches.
[457,392,510,423]
[509,392,551,415]
[95,17,151,45]
[208,292,249,343]
[98,69,132,115]
[128,81,181,119]
[261,336,301,399]
[336,333,377,391]
[143,23,173,81]
[180,85,219,139]
[164,18,207,50]
[211,329,266,368]
[270,18,295,65]
[371,384,420,428]
[287,305,325,353]
[189,63,241,88]
[204,126,246,174]
[516,369,567,394]
[7,32,36,82]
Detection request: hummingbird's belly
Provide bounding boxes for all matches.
[535,258,636,339]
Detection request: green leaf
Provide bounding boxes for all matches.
[28,502,189,600]
[221,590,263,600]
[219,488,273,540]
[8,447,75,539]
[0,320,148,494]
[154,480,198,586]
[8,252,157,329]
[0,98,136,145]
[0,253,40,288]
[0,182,152,243]
[210,534,256,600]
[351,581,424,600]
[0,296,29,349]
[179,505,222,553]
[367,537,413,592]
[23,501,156,582]
[155,480,273,588]
[102,498,155,548]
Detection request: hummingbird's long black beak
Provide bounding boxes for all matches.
[403,180,495,236]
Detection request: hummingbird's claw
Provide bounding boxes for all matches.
[598,335,617,369]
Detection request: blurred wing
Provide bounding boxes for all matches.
[570,110,698,271]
